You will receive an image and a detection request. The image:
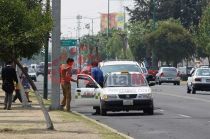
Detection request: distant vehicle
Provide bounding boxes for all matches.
[141,67,155,83]
[147,66,158,82]
[187,68,210,94]
[36,64,44,76]
[178,66,193,75]
[99,60,143,76]
[75,72,155,115]
[28,68,37,82]
[30,64,38,71]
[156,67,180,85]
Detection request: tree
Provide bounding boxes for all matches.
[106,30,133,60]
[127,0,209,29]
[145,21,196,66]
[128,21,153,63]
[0,0,53,129]
[197,3,210,64]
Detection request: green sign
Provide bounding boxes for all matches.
[61,39,77,47]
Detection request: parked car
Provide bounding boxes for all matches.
[75,71,155,115]
[147,66,158,81]
[156,67,180,85]
[36,64,44,76]
[140,67,155,83]
[178,66,193,80]
[28,68,37,82]
[187,68,210,94]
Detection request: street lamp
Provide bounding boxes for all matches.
[108,0,110,37]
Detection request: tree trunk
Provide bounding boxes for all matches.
[14,59,54,130]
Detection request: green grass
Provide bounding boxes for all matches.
[52,111,127,139]
[29,91,127,139]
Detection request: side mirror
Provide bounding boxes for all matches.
[149,82,155,86]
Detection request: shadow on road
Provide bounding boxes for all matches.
[105,111,163,117]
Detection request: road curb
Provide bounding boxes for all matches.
[73,111,134,139]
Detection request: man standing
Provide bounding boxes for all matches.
[1,61,18,110]
[60,58,76,111]
[91,61,104,87]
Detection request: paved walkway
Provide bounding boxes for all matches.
[0,86,125,139]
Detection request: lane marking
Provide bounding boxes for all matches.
[178,114,191,118]
[154,92,210,103]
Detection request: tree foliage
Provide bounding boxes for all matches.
[145,21,196,66]
[197,3,210,62]
[0,0,52,60]
[128,21,153,62]
[127,0,209,29]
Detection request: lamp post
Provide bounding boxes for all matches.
[151,0,157,67]
[108,0,110,37]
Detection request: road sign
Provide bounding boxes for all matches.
[61,39,77,47]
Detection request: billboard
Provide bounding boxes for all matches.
[100,12,124,32]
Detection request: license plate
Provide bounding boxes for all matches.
[206,79,210,82]
[123,100,133,106]
[167,78,172,80]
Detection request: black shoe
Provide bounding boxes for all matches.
[7,108,11,110]
[3,107,6,110]
[28,100,32,102]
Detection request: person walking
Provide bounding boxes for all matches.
[12,82,22,103]
[91,61,104,87]
[60,58,76,112]
[1,61,18,110]
[20,67,32,103]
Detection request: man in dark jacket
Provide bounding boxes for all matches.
[1,61,18,110]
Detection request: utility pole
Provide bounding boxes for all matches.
[51,0,61,109]
[76,15,82,70]
[108,0,110,37]
[43,0,50,100]
[151,0,158,67]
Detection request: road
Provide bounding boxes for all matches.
[35,76,210,139]
[72,84,210,139]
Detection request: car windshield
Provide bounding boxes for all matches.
[101,64,141,76]
[104,73,147,87]
[196,69,210,76]
[28,68,36,73]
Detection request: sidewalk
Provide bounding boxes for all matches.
[0,87,127,139]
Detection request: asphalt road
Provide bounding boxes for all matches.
[35,76,210,139]
[72,83,210,139]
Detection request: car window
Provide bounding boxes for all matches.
[104,73,147,87]
[162,68,177,72]
[196,69,210,76]
[141,67,147,74]
[28,68,36,73]
[101,64,141,76]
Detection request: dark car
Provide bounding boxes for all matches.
[36,65,44,76]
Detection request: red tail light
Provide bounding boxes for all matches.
[160,73,164,77]
[195,78,201,82]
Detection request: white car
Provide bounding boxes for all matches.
[74,72,155,116]
[187,68,210,94]
[28,68,37,82]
